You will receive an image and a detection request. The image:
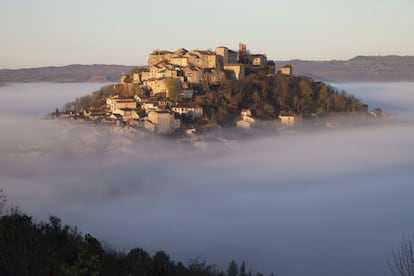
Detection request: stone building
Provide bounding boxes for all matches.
[148,50,173,67]
[145,111,180,134]
[224,64,245,80]
[252,54,267,66]
[216,46,238,65]
[188,50,219,69]
[171,104,203,119]
[106,97,136,112]
[130,44,276,96]
[278,64,293,76]
[279,111,302,126]
[144,78,169,96]
[184,66,203,84]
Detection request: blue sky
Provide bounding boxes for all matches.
[1,0,413,69]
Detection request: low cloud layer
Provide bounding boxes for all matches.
[1,83,414,275]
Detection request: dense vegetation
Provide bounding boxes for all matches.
[0,190,270,276]
[197,73,366,125]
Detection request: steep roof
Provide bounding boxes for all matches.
[174,48,188,55]
[191,49,215,56]
[150,49,173,55]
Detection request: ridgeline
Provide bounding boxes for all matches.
[2,56,414,83]
[275,55,414,82]
[0,64,135,83]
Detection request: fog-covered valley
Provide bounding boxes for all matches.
[1,82,414,276]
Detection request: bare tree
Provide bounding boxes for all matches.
[388,235,414,276]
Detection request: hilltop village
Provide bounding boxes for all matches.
[55,43,385,139]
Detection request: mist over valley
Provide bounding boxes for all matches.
[0,82,413,275]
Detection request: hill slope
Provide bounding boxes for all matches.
[0,64,136,83]
[275,56,414,82]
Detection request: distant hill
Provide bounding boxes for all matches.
[274,55,414,82]
[2,56,414,83]
[0,64,136,83]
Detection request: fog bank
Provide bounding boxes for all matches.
[1,82,414,276]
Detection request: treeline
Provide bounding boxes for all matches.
[0,190,271,276]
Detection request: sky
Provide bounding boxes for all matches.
[1,0,414,69]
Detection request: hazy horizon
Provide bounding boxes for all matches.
[0,82,413,275]
[2,54,414,71]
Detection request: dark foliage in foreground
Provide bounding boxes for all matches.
[0,208,268,275]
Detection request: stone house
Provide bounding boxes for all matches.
[188,50,219,69]
[134,94,150,104]
[184,66,203,83]
[171,104,203,119]
[140,70,150,82]
[141,102,160,113]
[278,64,293,76]
[224,64,245,80]
[145,111,180,134]
[148,50,173,67]
[106,97,136,112]
[144,78,169,97]
[112,108,139,121]
[252,54,267,66]
[241,109,251,117]
[279,111,302,126]
[236,109,255,129]
[83,108,106,120]
[170,55,189,67]
[216,46,238,65]
[236,120,252,129]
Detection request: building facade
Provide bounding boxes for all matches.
[145,111,180,134]
[106,97,136,112]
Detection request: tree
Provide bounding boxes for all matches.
[188,257,216,276]
[126,248,153,276]
[153,250,170,276]
[263,103,275,118]
[298,79,313,113]
[0,188,6,215]
[388,235,414,276]
[166,78,182,102]
[239,261,247,276]
[227,260,238,276]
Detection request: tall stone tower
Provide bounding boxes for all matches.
[238,42,249,64]
[216,46,229,66]
[239,42,247,55]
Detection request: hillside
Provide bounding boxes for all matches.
[0,199,267,276]
[0,64,136,83]
[68,71,367,129]
[275,55,414,82]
